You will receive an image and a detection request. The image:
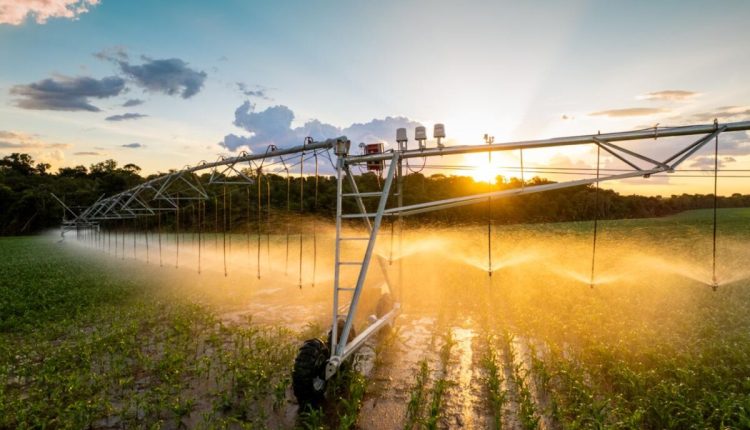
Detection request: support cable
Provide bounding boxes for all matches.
[158,202,162,267]
[520,147,525,190]
[298,151,305,288]
[214,195,219,251]
[198,200,203,274]
[487,139,493,278]
[145,215,149,264]
[228,187,233,254]
[712,130,719,291]
[590,146,601,288]
[133,217,137,260]
[283,158,291,275]
[266,173,271,268]
[312,152,319,287]
[251,186,254,256]
[175,194,180,269]
[121,220,125,260]
[257,170,262,279]
[223,185,228,277]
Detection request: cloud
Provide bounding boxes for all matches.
[105,112,147,121]
[73,151,104,156]
[0,130,24,140]
[94,46,128,62]
[220,101,422,153]
[708,130,750,156]
[9,75,125,111]
[589,107,667,118]
[0,130,71,150]
[0,141,69,149]
[689,106,750,123]
[116,57,207,98]
[689,156,737,169]
[0,130,71,165]
[122,98,144,107]
[639,90,698,101]
[0,0,99,25]
[236,82,270,100]
[121,142,143,148]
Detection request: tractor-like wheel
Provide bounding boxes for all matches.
[292,338,329,407]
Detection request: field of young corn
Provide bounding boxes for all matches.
[1,208,749,429]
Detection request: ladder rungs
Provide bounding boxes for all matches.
[341,213,376,218]
[337,287,356,292]
[342,192,382,197]
[338,261,363,265]
[338,237,370,241]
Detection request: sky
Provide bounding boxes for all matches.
[1,0,749,196]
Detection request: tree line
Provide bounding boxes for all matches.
[2,152,749,235]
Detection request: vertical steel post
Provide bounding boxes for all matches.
[331,154,345,356]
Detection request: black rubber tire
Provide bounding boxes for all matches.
[376,293,394,318]
[292,338,329,407]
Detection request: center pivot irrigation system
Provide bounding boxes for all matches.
[55,119,750,405]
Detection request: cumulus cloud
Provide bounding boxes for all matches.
[639,90,698,101]
[122,98,144,107]
[0,130,70,165]
[219,102,422,153]
[0,141,69,149]
[589,107,666,118]
[0,0,99,25]
[0,130,70,150]
[236,82,270,100]
[689,156,736,169]
[121,142,143,148]
[9,75,125,111]
[105,112,147,121]
[708,130,750,156]
[116,57,207,98]
[690,106,750,123]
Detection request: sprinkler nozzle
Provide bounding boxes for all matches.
[711,276,719,291]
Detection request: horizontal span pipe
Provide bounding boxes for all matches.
[345,120,750,164]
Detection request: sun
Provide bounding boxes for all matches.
[463,152,518,184]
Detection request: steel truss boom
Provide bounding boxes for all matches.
[346,120,750,164]
[69,138,344,223]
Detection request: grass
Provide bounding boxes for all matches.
[0,236,298,428]
[480,335,507,429]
